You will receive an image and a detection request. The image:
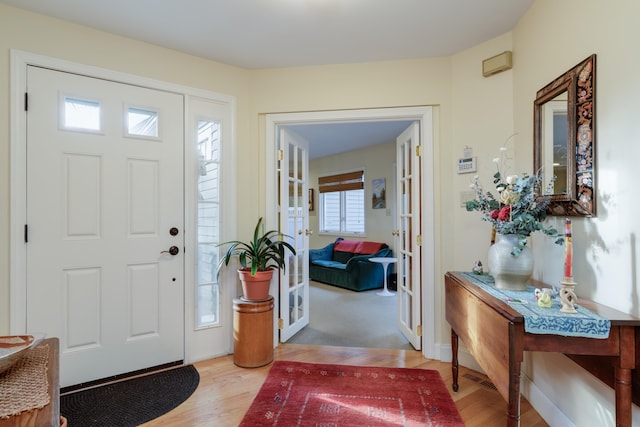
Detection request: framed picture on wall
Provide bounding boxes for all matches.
[372,178,386,209]
[309,188,314,211]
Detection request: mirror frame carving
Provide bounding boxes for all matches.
[534,54,596,217]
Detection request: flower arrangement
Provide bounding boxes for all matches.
[465,139,563,256]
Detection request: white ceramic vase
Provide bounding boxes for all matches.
[488,233,533,291]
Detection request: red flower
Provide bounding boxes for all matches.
[490,210,499,220]
[498,205,511,221]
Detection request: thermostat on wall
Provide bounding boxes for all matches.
[457,157,477,174]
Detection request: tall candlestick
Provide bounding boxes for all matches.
[560,218,577,313]
[564,218,572,279]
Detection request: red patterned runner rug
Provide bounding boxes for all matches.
[240,360,464,426]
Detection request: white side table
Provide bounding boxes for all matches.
[369,257,398,296]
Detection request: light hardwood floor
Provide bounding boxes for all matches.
[142,344,548,426]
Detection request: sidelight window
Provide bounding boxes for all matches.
[195,119,221,328]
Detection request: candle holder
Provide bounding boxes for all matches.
[559,277,577,314]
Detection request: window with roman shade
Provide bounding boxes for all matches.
[319,170,365,234]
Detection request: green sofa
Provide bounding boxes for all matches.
[309,238,392,291]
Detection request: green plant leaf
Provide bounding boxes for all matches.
[216,217,297,279]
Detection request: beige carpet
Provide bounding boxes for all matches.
[287,281,413,350]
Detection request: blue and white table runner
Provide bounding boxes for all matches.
[456,272,611,339]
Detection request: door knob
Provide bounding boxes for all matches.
[161,246,180,256]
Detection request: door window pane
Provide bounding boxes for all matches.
[63,97,101,131]
[127,107,158,137]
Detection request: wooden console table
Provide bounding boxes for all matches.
[0,338,60,427]
[445,271,640,427]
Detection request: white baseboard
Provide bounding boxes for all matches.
[437,343,483,373]
[520,372,575,427]
[437,344,574,427]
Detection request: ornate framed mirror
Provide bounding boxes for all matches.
[534,54,596,217]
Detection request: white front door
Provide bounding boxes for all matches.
[395,122,422,350]
[25,66,184,387]
[278,128,310,341]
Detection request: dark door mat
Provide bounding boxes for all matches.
[61,365,199,427]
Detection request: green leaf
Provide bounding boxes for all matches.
[466,200,479,211]
[216,217,297,280]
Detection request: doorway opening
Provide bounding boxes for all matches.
[265,106,437,359]
[288,280,413,350]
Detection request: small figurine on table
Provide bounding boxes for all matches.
[535,288,553,308]
[472,260,483,274]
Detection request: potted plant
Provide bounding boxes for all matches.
[217,217,296,301]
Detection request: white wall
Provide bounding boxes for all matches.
[309,142,396,252]
[446,2,640,424]
[443,32,517,351]
[250,58,453,348]
[511,0,640,425]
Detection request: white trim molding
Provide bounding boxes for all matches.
[264,106,437,359]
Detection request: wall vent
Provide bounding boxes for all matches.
[482,51,513,77]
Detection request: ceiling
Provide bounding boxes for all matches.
[1,0,533,69]
[1,0,534,158]
[288,121,414,159]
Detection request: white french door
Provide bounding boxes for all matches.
[395,122,422,349]
[278,128,311,341]
[25,66,184,386]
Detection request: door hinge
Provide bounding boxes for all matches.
[24,224,28,243]
[417,325,422,337]
[278,149,284,161]
[416,235,422,246]
[24,93,28,111]
[278,318,284,329]
[415,145,422,157]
